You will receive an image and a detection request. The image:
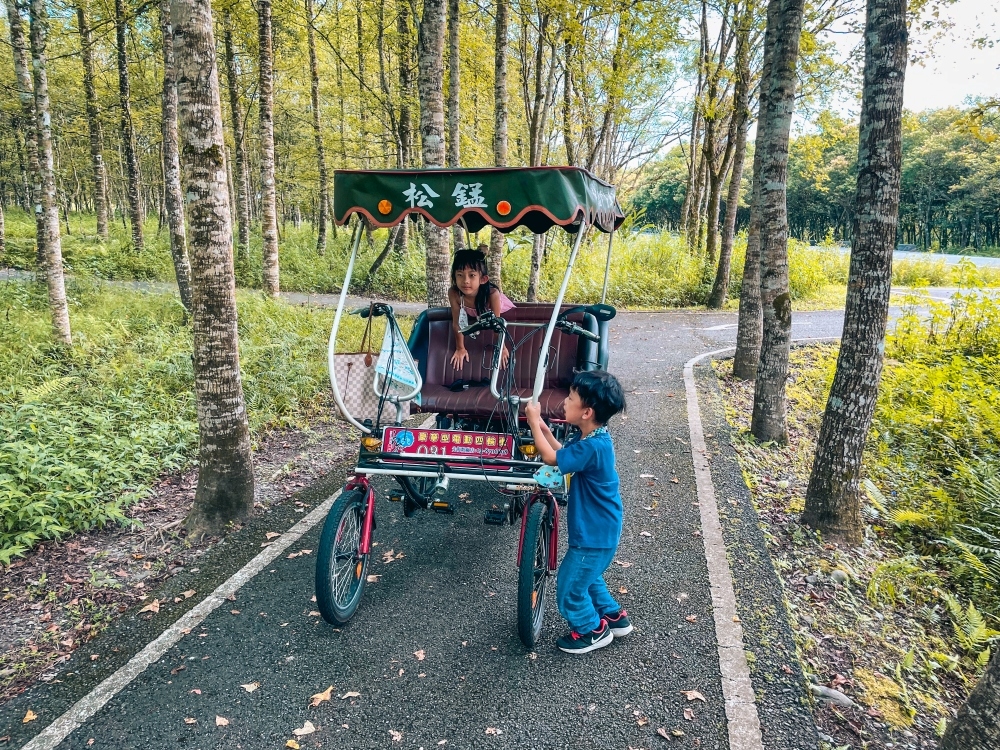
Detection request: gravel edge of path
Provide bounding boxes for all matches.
[694,361,820,750]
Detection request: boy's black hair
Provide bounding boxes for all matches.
[570,370,626,425]
[450,247,495,315]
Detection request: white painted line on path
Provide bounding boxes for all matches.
[20,490,343,750]
[683,337,838,750]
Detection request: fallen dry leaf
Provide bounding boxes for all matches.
[414,649,426,661]
[366,574,382,583]
[308,611,321,617]
[309,685,334,707]
[230,610,241,615]
[286,741,300,750]
[438,741,448,746]
[684,708,695,720]
[614,560,634,568]
[685,615,697,623]
[184,718,197,725]
[672,728,685,737]
[292,721,316,737]
[240,682,260,693]
[170,664,186,675]
[181,589,195,599]
[676,592,689,603]
[139,599,160,614]
[619,586,628,594]
[190,689,202,695]
[389,729,403,742]
[484,727,503,736]
[265,532,282,540]
[681,690,707,702]
[23,710,37,724]
[637,716,649,727]
[640,531,653,537]
[341,691,361,699]
[215,716,229,727]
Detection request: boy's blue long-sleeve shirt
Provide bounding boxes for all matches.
[556,430,623,548]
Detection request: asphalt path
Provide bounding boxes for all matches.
[1,307,857,750]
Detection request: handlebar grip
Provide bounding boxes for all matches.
[349,306,370,317]
[579,327,600,343]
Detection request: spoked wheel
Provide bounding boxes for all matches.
[399,476,435,517]
[315,489,370,625]
[517,501,551,648]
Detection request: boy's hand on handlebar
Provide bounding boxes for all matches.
[524,401,541,426]
[501,346,510,367]
[450,347,469,369]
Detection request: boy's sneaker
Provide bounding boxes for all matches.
[605,609,633,637]
[557,619,613,654]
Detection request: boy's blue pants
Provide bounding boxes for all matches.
[556,545,621,634]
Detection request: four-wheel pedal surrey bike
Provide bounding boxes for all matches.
[316,166,624,647]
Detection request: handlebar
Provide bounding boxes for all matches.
[556,319,600,342]
[349,303,393,319]
[460,311,506,338]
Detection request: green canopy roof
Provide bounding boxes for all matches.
[333,167,624,234]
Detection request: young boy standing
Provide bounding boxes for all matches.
[524,370,632,654]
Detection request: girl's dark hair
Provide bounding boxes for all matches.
[451,247,494,314]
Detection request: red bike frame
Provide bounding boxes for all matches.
[516,492,559,571]
[345,475,376,555]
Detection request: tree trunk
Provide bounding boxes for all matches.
[487,0,508,283]
[802,0,907,543]
[28,0,71,344]
[526,232,544,301]
[6,0,46,281]
[941,647,1000,749]
[707,17,751,310]
[417,0,449,305]
[749,0,805,443]
[222,10,251,260]
[0,200,5,262]
[171,0,254,536]
[356,0,367,164]
[160,0,193,311]
[258,0,279,296]
[397,0,414,170]
[446,0,462,250]
[76,2,108,241]
[305,0,329,255]
[115,0,145,251]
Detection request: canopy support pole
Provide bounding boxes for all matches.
[327,219,370,434]
[601,229,614,304]
[531,224,588,404]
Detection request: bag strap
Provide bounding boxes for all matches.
[359,303,375,366]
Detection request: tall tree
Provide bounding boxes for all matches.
[160,0,193,311]
[171,0,255,535]
[75,2,109,241]
[749,0,805,442]
[394,0,415,252]
[222,8,251,260]
[940,648,1000,748]
[802,0,907,543]
[708,3,752,309]
[305,0,329,254]
[418,0,449,305]
[258,0,280,296]
[446,0,463,249]
[28,0,71,344]
[487,0,509,283]
[6,0,45,279]
[115,0,145,251]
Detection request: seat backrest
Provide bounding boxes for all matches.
[408,304,590,390]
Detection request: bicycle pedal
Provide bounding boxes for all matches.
[388,492,403,503]
[431,500,454,515]
[484,506,507,526]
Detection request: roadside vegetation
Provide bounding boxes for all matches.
[716,292,1000,745]
[0,277,400,564]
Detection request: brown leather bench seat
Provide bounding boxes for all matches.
[407,303,598,420]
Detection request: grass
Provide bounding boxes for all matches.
[0,276,405,563]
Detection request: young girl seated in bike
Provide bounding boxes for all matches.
[449,247,515,370]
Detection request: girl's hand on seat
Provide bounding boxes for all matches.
[450,347,469,369]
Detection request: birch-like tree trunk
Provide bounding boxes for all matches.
[258,0,280,296]
[76,2,108,241]
[160,0,193,311]
[7,0,46,280]
[941,647,1000,748]
[487,0,508,283]
[305,0,329,255]
[115,0,145,251]
[446,0,463,250]
[171,0,255,535]
[749,0,805,442]
[28,0,71,344]
[0,202,5,261]
[222,9,251,260]
[802,0,907,543]
[394,0,414,252]
[418,0,449,305]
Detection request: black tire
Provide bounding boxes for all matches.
[517,501,551,648]
[315,489,370,625]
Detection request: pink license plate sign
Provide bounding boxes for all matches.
[382,426,515,461]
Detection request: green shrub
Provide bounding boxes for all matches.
[0,278,390,563]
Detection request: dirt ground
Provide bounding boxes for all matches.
[0,413,358,706]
